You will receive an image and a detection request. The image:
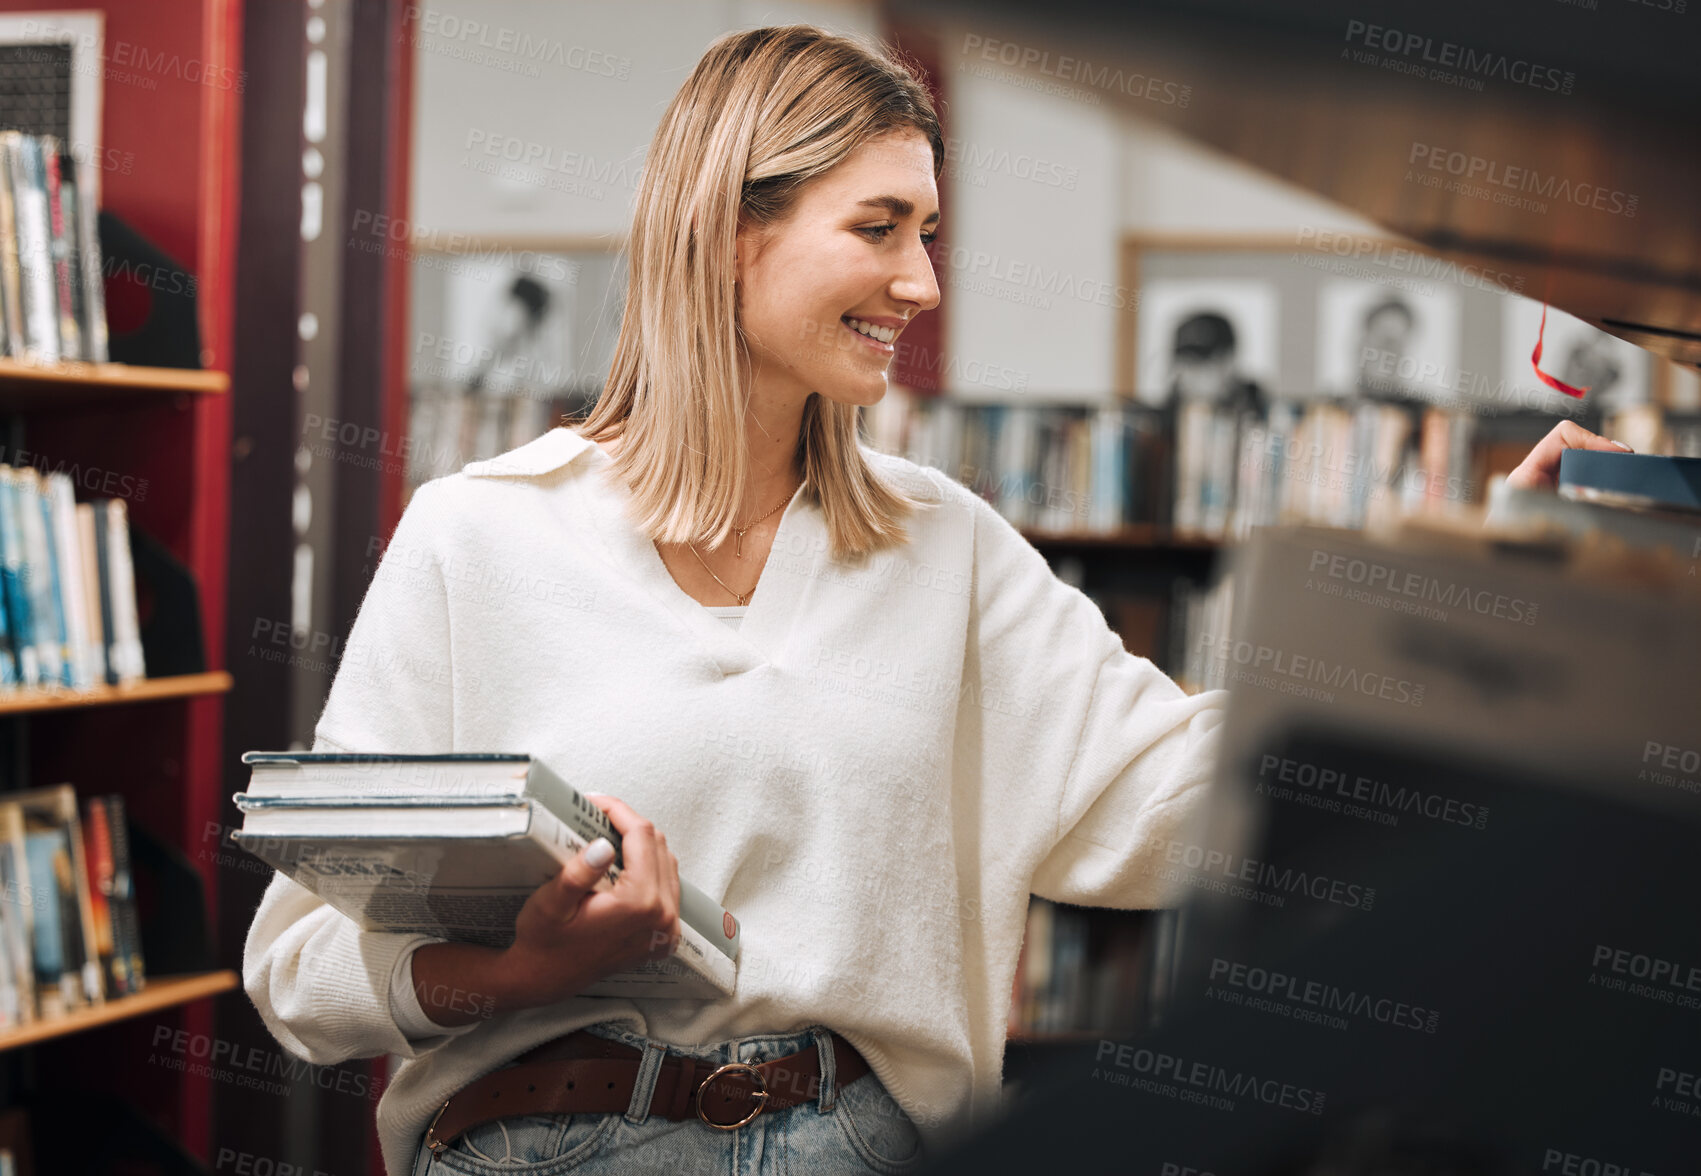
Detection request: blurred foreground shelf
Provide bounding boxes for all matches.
[0,970,240,1053]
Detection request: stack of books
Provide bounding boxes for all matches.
[231,753,741,998]
[0,466,145,692]
[0,131,108,365]
[0,785,146,1027]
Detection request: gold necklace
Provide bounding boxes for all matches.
[729,491,792,556]
[686,480,799,605]
[686,542,756,606]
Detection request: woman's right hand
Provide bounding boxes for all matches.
[409,795,682,1026]
[497,795,683,1010]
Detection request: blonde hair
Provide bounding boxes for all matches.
[571,25,944,562]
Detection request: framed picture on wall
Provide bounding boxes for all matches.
[1500,297,1651,415]
[1119,234,1626,419]
[1315,278,1461,401]
[405,240,627,497]
[1132,277,1280,409]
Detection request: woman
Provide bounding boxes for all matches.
[243,25,1626,1176]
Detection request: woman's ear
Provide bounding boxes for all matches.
[733,218,766,287]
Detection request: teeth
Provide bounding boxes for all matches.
[844,317,896,344]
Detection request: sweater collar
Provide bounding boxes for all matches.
[461,427,594,479]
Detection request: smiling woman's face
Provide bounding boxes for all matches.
[734,129,941,408]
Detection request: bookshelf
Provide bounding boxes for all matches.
[0,671,232,716]
[0,358,230,402]
[0,0,242,1168]
[0,970,238,1053]
[1022,526,1221,551]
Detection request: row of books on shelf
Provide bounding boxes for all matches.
[0,464,145,692]
[0,784,145,1027]
[866,395,1701,541]
[0,131,108,365]
[1171,576,1237,695]
[867,394,1474,537]
[1007,898,1181,1036]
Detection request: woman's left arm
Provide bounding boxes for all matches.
[958,489,1227,911]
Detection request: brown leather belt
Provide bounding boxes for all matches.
[425,1028,870,1155]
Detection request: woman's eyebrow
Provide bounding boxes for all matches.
[857,195,940,224]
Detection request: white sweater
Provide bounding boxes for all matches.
[242,426,1227,1176]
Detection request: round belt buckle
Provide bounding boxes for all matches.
[695,1061,769,1130]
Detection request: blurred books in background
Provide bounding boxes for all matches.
[865,392,1701,542]
[0,467,144,693]
[1008,900,1181,1039]
[0,130,108,366]
[0,786,145,1028]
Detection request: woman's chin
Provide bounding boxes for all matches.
[814,376,891,409]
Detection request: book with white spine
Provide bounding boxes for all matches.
[44,475,93,689]
[232,795,734,998]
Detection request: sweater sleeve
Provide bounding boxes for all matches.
[958,489,1228,910]
[242,479,481,1065]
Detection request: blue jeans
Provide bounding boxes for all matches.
[411,1022,926,1175]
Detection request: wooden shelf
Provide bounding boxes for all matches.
[0,358,229,406]
[1021,525,1222,550]
[0,970,240,1053]
[0,671,233,716]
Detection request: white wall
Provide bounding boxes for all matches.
[410,0,877,239]
[940,24,1383,401]
[409,2,1391,400]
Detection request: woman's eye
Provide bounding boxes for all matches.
[857,224,940,246]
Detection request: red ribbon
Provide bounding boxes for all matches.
[1530,303,1589,398]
